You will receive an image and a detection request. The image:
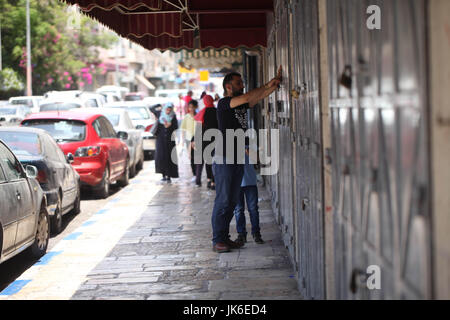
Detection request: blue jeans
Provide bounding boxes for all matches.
[211,161,244,245]
[233,186,260,236]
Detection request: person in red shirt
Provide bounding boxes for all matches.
[193,95,218,189]
[182,91,194,115]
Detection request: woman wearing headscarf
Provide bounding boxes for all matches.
[197,91,207,111]
[193,95,218,189]
[180,99,198,178]
[154,102,179,183]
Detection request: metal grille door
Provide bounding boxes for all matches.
[275,0,296,262]
[291,0,325,299]
[327,0,431,299]
[266,33,281,224]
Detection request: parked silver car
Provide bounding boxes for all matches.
[0,139,50,264]
[104,102,156,159]
[0,127,81,235]
[73,107,145,177]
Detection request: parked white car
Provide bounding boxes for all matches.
[96,85,129,100]
[44,90,82,99]
[0,104,33,126]
[39,97,100,112]
[43,91,104,108]
[104,101,156,159]
[98,92,122,103]
[79,92,106,108]
[9,96,44,113]
[72,107,145,177]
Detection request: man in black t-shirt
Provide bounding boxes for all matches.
[211,67,282,253]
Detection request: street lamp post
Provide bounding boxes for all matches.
[26,0,32,96]
[115,38,121,86]
[0,15,3,71]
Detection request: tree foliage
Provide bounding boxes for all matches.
[0,0,118,95]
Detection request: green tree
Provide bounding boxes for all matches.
[0,0,117,95]
[0,68,24,99]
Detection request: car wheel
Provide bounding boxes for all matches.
[29,205,50,259]
[51,193,63,235]
[118,159,130,187]
[71,184,81,215]
[96,165,110,199]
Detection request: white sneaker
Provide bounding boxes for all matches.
[191,176,196,182]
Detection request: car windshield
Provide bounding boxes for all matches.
[22,119,86,143]
[0,107,17,115]
[104,114,120,126]
[0,131,42,156]
[127,107,150,120]
[40,103,81,111]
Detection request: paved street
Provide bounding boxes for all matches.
[0,153,302,300]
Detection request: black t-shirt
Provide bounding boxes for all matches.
[203,107,218,132]
[216,97,249,162]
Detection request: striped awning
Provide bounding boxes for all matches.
[180,48,244,69]
[61,0,272,51]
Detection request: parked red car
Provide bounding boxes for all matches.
[21,111,130,198]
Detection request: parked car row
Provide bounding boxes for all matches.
[22,111,131,199]
[0,106,148,266]
[5,89,159,158]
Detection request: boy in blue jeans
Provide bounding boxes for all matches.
[233,152,264,244]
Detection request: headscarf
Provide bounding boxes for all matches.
[194,95,215,124]
[159,102,175,124]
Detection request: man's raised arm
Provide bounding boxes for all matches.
[230,66,283,109]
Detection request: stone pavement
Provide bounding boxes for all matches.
[0,151,302,300]
[72,156,303,300]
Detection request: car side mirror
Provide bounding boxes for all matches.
[25,165,38,179]
[117,131,128,140]
[66,153,74,164]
